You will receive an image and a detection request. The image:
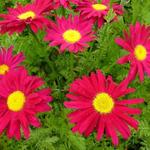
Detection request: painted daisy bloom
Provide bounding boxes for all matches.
[54,0,79,8]
[76,0,123,28]
[45,15,95,53]
[0,46,24,78]
[64,70,144,146]
[0,68,52,140]
[115,22,150,82]
[0,0,53,34]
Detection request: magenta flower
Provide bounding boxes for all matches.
[0,0,53,34]
[0,68,52,140]
[64,70,143,146]
[0,46,24,78]
[54,0,79,8]
[115,22,150,82]
[45,15,95,53]
[76,0,123,28]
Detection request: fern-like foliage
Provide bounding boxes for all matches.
[0,0,150,150]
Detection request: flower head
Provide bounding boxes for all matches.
[115,22,150,82]
[54,0,79,8]
[0,0,53,34]
[64,70,143,146]
[45,15,95,53]
[0,46,24,78]
[76,0,123,28]
[0,68,52,140]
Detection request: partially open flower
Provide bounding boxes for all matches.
[53,0,79,8]
[76,0,123,28]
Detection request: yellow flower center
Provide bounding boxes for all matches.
[18,11,36,20]
[92,4,107,11]
[134,45,147,61]
[63,29,81,44]
[7,91,26,112]
[0,64,9,75]
[93,92,114,114]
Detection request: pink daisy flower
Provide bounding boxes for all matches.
[45,15,95,53]
[54,0,79,8]
[0,0,53,34]
[115,22,150,82]
[0,46,24,78]
[76,0,123,28]
[0,68,52,140]
[64,70,144,146]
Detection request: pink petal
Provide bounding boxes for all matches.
[106,118,119,146]
[96,116,105,141]
[117,55,130,64]
[64,101,91,109]
[78,112,98,134]
[116,98,144,105]
[116,113,139,130]
[115,38,132,51]
[137,62,144,82]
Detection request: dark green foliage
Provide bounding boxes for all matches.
[0,0,150,150]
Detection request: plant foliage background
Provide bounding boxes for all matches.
[0,0,150,150]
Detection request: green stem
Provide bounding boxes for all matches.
[89,42,95,52]
[27,26,46,57]
[61,6,66,16]
[104,61,117,73]
[28,27,42,46]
